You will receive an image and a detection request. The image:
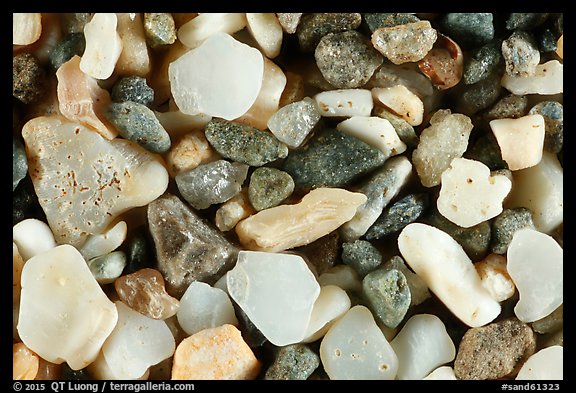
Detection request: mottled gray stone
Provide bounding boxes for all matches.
[531,305,563,335]
[13,137,28,192]
[506,13,549,31]
[371,20,437,65]
[60,13,93,34]
[13,53,47,104]
[315,30,383,89]
[143,13,176,48]
[175,160,248,210]
[365,193,429,240]
[463,41,502,85]
[362,267,411,329]
[283,128,387,190]
[295,232,340,276]
[296,13,362,52]
[538,29,558,53]
[147,193,239,298]
[458,72,502,115]
[111,76,155,107]
[483,93,529,121]
[529,101,563,154]
[248,167,294,211]
[502,31,540,77]
[341,239,382,276]
[49,33,86,71]
[490,208,536,254]
[440,13,494,49]
[265,344,320,380]
[205,118,288,167]
[382,256,430,306]
[363,13,420,32]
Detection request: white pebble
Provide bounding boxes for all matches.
[13,218,57,262]
[314,89,373,117]
[336,116,406,158]
[246,13,283,59]
[501,60,563,95]
[423,366,457,380]
[320,305,398,380]
[507,228,563,323]
[317,265,362,294]
[516,346,563,380]
[475,254,516,302]
[227,251,320,346]
[79,220,127,261]
[17,245,118,370]
[13,13,42,45]
[13,243,25,340]
[398,223,501,327]
[87,350,150,380]
[372,85,424,126]
[391,314,456,380]
[177,13,247,49]
[177,281,238,336]
[169,32,264,120]
[490,114,545,171]
[80,13,123,80]
[437,157,512,228]
[301,285,351,343]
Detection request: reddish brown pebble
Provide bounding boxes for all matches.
[418,33,463,90]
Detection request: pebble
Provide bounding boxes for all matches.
[123,225,154,274]
[13,218,57,262]
[398,223,501,327]
[490,114,545,170]
[228,250,320,346]
[391,314,456,380]
[88,351,150,380]
[17,245,118,370]
[516,346,563,380]
[248,167,294,211]
[56,55,117,140]
[373,106,419,148]
[302,285,351,343]
[363,13,420,32]
[49,33,86,71]
[483,93,528,121]
[87,250,127,285]
[317,265,362,295]
[175,160,248,210]
[246,13,283,59]
[170,32,263,120]
[537,28,557,53]
[79,13,123,80]
[237,187,366,253]
[365,193,429,240]
[371,20,437,65]
[114,268,180,320]
[462,41,503,85]
[464,132,508,171]
[13,53,47,104]
[177,13,247,49]
[340,155,412,241]
[502,31,540,77]
[382,256,430,306]
[60,13,92,34]
[454,317,536,380]
[115,13,151,77]
[458,72,503,115]
[13,175,46,226]
[314,88,373,117]
[507,228,563,323]
[367,62,434,99]
[501,60,563,95]
[13,342,40,380]
[505,151,563,234]
[529,101,563,154]
[296,13,362,52]
[506,13,549,30]
[177,281,238,336]
[111,76,155,107]
[412,109,473,187]
[143,13,176,47]
[418,33,463,90]
[165,130,218,177]
[283,128,386,189]
[341,240,382,276]
[556,34,563,59]
[205,118,288,167]
[276,13,302,34]
[279,71,305,106]
[531,305,562,335]
[440,13,494,48]
[264,344,320,380]
[267,97,321,148]
[296,232,340,276]
[423,366,457,380]
[362,267,411,328]
[372,85,424,126]
[490,208,536,254]
[475,254,516,302]
[23,116,168,248]
[171,324,261,380]
[13,13,42,45]
[336,116,406,158]
[13,138,28,192]
[13,243,25,339]
[147,193,239,297]
[319,305,398,380]
[79,220,127,260]
[315,30,383,89]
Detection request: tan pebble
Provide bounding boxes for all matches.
[13,342,40,380]
[13,13,42,45]
[475,254,515,302]
[165,131,219,177]
[115,13,151,77]
[556,35,563,60]
[171,324,261,380]
[372,85,424,126]
[279,71,305,107]
[215,189,255,232]
[246,13,283,59]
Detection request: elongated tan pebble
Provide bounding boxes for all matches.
[372,85,424,126]
[13,342,40,380]
[171,324,261,380]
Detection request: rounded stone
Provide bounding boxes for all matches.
[440,13,494,49]
[341,239,382,277]
[490,208,536,254]
[296,13,362,52]
[264,344,320,380]
[13,53,47,104]
[502,31,540,77]
[248,167,295,211]
[362,268,411,329]
[143,13,176,47]
[49,33,86,72]
[462,41,502,85]
[111,76,155,107]
[529,101,563,154]
[365,193,429,240]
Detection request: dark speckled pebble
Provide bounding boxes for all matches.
[13,53,47,104]
[529,101,563,154]
[363,13,420,32]
[365,193,429,240]
[462,41,502,85]
[265,344,320,380]
[296,13,362,52]
[441,13,494,49]
[341,239,382,276]
[49,33,86,71]
[490,208,536,254]
[506,13,549,31]
[111,76,155,107]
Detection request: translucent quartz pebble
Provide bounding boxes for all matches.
[437,158,512,228]
[79,220,127,261]
[475,254,516,302]
[246,13,283,59]
[227,251,320,346]
[22,116,169,248]
[267,97,321,148]
[391,314,456,380]
[13,218,56,261]
[177,13,247,49]
[17,245,118,370]
[80,13,123,80]
[88,351,150,380]
[398,223,501,327]
[13,13,42,45]
[320,305,398,380]
[505,152,563,234]
[13,243,25,339]
[501,60,563,95]
[314,89,373,117]
[301,285,351,343]
[490,114,545,170]
[371,21,437,65]
[372,85,424,126]
[423,366,458,380]
[336,116,407,157]
[507,228,563,323]
[100,301,175,380]
[516,346,563,380]
[169,32,264,120]
[177,281,238,336]
[236,187,367,252]
[114,268,180,320]
[13,342,39,380]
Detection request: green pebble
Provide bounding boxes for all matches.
[362,267,411,329]
[144,13,177,48]
[365,193,429,240]
[490,208,536,254]
[49,33,86,71]
[341,239,382,276]
[248,167,295,211]
[463,41,502,85]
[111,76,155,107]
[265,344,320,380]
[441,13,494,49]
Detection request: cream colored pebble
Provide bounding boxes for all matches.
[13,218,57,262]
[314,89,373,117]
[475,254,516,303]
[13,13,42,45]
[215,190,255,232]
[115,13,151,77]
[336,116,406,157]
[177,13,247,49]
[13,342,40,380]
[246,13,283,59]
[165,131,219,177]
[372,85,424,126]
[80,13,123,80]
[79,220,127,261]
[501,60,563,95]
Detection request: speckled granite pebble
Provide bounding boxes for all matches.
[365,193,429,240]
[248,167,294,211]
[111,76,155,107]
[264,344,320,380]
[483,93,528,121]
[13,53,47,104]
[440,13,494,49]
[362,267,410,328]
[143,13,176,48]
[490,208,536,254]
[341,239,382,276]
[502,31,540,77]
[363,13,420,32]
[49,33,86,71]
[462,41,502,85]
[506,13,549,31]
[296,13,362,52]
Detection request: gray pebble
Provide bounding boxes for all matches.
[457,72,502,115]
[441,13,494,49]
[13,137,28,192]
[144,13,176,48]
[363,13,420,32]
[248,167,294,211]
[506,13,549,31]
[483,93,529,121]
[462,41,502,85]
[502,31,540,77]
[265,344,320,380]
[529,101,563,154]
[365,193,429,240]
[464,132,508,171]
[362,267,411,329]
[49,33,86,71]
[373,107,419,148]
[382,256,430,306]
[490,208,536,254]
[341,239,382,277]
[296,13,362,52]
[295,232,339,276]
[531,305,562,335]
[60,13,93,34]
[538,28,558,53]
[13,53,47,104]
[124,224,155,274]
[111,76,155,107]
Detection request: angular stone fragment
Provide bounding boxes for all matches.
[501,60,563,95]
[463,41,503,85]
[484,93,528,121]
[365,193,429,240]
[147,193,239,298]
[302,285,351,343]
[371,21,437,65]
[80,13,123,80]
[336,116,406,158]
[214,189,255,232]
[382,256,430,306]
[248,167,294,211]
[267,97,321,148]
[502,31,540,77]
[475,254,516,302]
[276,13,303,34]
[165,130,218,177]
[236,187,366,253]
[362,268,411,328]
[440,13,494,48]
[22,116,169,248]
[143,13,176,48]
[516,346,563,380]
[454,317,536,380]
[296,13,362,52]
[265,344,320,380]
[342,240,382,276]
[490,208,536,254]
